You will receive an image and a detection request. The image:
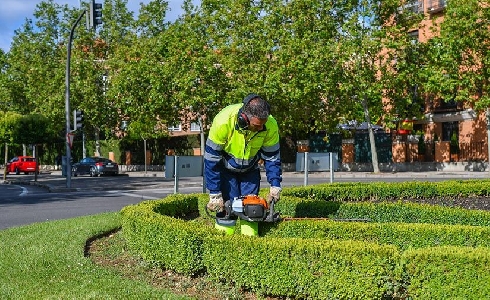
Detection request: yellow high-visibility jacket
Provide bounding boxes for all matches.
[204,103,282,193]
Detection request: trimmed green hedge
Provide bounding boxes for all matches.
[120,180,490,299]
[204,236,398,299]
[266,219,490,250]
[120,195,215,275]
[402,246,490,299]
[282,179,490,201]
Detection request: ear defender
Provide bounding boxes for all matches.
[237,111,250,130]
[236,93,259,130]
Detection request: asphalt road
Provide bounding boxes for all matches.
[1,170,488,230]
[0,180,205,230]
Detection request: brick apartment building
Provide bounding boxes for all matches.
[338,0,489,170]
[408,0,487,164]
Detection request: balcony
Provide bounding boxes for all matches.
[428,0,446,14]
[400,0,424,14]
[430,99,462,113]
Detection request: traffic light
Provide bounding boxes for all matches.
[89,0,103,30]
[73,109,84,130]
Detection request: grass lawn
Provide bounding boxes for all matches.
[0,213,190,299]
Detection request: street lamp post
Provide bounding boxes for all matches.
[65,10,86,188]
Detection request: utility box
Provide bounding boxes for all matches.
[295,152,339,172]
[165,155,203,178]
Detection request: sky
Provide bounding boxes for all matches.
[0,0,196,52]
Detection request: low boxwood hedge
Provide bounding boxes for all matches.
[266,219,490,250]
[283,179,490,201]
[120,180,490,299]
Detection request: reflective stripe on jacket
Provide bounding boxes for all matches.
[204,103,282,193]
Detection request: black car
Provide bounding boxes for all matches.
[72,157,119,177]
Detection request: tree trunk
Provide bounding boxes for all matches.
[362,95,380,173]
[95,128,101,157]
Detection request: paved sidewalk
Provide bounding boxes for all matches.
[36,169,490,180]
[115,170,490,179]
[2,169,489,193]
[310,171,490,179]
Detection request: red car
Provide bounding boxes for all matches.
[6,156,38,175]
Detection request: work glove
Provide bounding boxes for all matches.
[267,186,282,204]
[207,193,224,212]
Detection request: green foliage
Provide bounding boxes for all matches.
[3,0,423,140]
[423,0,490,111]
[204,236,398,299]
[121,194,214,275]
[402,246,490,299]
[0,112,22,144]
[283,179,490,201]
[14,114,56,145]
[1,0,487,165]
[120,179,490,299]
[268,218,490,250]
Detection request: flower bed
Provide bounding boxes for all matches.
[120,180,490,299]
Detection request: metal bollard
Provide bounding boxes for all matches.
[304,152,308,186]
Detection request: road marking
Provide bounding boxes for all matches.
[18,186,28,196]
[107,191,160,200]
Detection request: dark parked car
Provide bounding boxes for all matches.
[6,156,38,175]
[72,157,119,177]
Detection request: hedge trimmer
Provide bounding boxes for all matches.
[205,195,281,223]
[205,195,371,224]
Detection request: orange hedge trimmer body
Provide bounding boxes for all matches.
[206,195,281,223]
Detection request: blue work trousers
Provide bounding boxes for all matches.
[220,168,261,201]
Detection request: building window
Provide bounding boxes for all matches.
[442,121,458,142]
[408,30,419,44]
[440,99,458,110]
[405,0,424,13]
[190,122,201,132]
[428,0,446,12]
[413,123,423,133]
[168,123,182,131]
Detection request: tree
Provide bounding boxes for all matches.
[2,0,461,168]
[423,0,489,110]
[331,0,420,172]
[0,49,11,112]
[134,0,169,38]
[6,0,68,125]
[14,114,55,146]
[107,18,179,140]
[70,0,137,155]
[259,0,347,136]
[0,112,21,180]
[191,0,344,136]
[0,113,54,180]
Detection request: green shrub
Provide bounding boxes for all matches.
[402,246,490,299]
[120,194,214,275]
[283,180,490,201]
[267,219,490,250]
[204,236,398,299]
[120,180,490,299]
